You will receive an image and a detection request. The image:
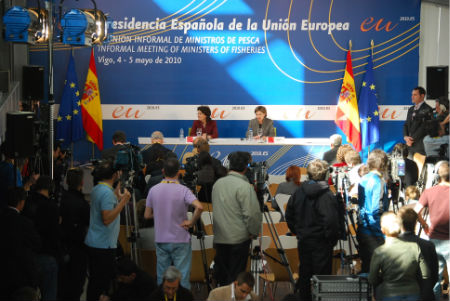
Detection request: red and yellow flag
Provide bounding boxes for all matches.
[81,48,104,150]
[335,50,361,152]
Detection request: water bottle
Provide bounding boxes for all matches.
[247,128,253,141]
[179,128,184,140]
[397,158,405,177]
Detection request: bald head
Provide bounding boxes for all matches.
[151,131,164,144]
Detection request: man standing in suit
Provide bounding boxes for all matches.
[403,87,433,158]
[322,134,342,165]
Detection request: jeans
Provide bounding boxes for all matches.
[430,238,449,301]
[155,242,192,289]
[36,254,58,301]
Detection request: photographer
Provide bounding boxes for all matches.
[101,131,127,162]
[183,137,227,202]
[357,149,389,273]
[285,159,340,301]
[84,160,131,301]
[211,151,262,286]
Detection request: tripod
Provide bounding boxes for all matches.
[257,182,296,292]
[337,176,360,274]
[122,170,141,264]
[190,175,213,292]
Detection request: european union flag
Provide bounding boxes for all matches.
[359,54,380,149]
[56,53,84,147]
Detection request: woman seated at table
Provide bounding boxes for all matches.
[246,106,275,139]
[190,106,218,139]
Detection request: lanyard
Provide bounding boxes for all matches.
[161,179,179,184]
[98,181,113,189]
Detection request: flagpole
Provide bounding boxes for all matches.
[92,142,95,160]
[367,40,375,158]
[349,40,352,51]
[71,142,74,168]
[371,40,374,57]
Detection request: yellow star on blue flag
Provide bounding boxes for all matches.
[358,53,380,148]
[56,54,85,146]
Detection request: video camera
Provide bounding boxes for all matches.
[330,165,350,193]
[114,143,143,191]
[247,161,269,208]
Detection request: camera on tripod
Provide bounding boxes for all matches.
[114,143,143,191]
[388,151,405,183]
[330,165,350,193]
[247,161,269,208]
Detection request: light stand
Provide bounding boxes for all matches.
[46,0,55,179]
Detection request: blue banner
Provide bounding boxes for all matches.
[30,0,421,164]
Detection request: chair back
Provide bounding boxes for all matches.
[263,211,282,224]
[275,193,291,217]
[201,211,213,225]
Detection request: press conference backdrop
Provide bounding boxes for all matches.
[29,0,421,165]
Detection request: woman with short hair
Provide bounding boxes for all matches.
[246,106,275,139]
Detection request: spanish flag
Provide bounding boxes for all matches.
[335,50,361,152]
[81,48,104,150]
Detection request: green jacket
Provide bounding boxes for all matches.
[212,171,262,244]
[369,237,429,299]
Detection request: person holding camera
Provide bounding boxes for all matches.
[211,151,262,286]
[357,149,390,274]
[285,159,340,301]
[84,160,131,301]
[101,130,127,162]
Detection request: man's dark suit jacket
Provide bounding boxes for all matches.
[399,231,439,301]
[0,207,41,298]
[403,102,433,156]
[322,146,339,165]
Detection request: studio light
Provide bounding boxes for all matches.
[3,6,49,44]
[61,8,111,46]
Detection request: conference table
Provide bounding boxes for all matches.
[138,137,330,178]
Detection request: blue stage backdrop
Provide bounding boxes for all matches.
[29,0,421,165]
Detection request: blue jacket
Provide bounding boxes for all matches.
[357,171,389,236]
